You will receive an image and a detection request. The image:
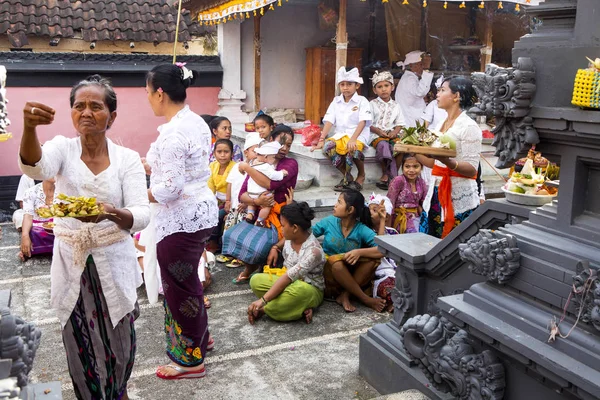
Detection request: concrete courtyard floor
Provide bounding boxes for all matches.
[0,222,390,400]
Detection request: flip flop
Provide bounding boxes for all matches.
[156,364,206,380]
[204,296,211,309]
[232,271,251,284]
[375,181,389,190]
[207,337,215,351]
[333,178,348,192]
[215,255,231,263]
[226,259,244,268]
[347,181,363,191]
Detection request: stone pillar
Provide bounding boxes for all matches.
[216,21,249,124]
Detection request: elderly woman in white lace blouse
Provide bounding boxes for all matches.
[19,75,149,400]
[416,77,482,239]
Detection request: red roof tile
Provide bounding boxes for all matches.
[1,0,203,48]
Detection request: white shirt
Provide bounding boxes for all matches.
[22,183,52,221]
[425,112,482,216]
[323,92,372,146]
[421,100,447,131]
[247,162,285,195]
[146,105,219,243]
[369,97,405,144]
[395,70,434,128]
[15,174,35,202]
[18,135,150,328]
[226,163,246,209]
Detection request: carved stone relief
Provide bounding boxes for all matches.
[459,230,521,284]
[400,314,505,400]
[391,270,414,325]
[0,308,42,388]
[572,261,600,332]
[470,57,538,168]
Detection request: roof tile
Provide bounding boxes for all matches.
[1,0,203,47]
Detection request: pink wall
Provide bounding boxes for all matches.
[1,86,220,176]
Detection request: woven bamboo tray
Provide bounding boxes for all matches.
[393,143,457,158]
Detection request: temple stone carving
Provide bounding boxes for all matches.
[571,261,600,332]
[459,230,521,284]
[470,58,538,168]
[0,308,42,389]
[400,314,505,400]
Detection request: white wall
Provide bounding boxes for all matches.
[241,1,389,111]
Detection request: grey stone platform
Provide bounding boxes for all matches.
[0,222,388,400]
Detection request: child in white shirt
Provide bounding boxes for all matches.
[311,66,372,192]
[369,70,406,190]
[246,141,288,226]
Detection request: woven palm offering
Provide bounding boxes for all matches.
[572,57,600,109]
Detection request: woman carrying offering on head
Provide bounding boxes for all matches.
[312,189,386,313]
[223,125,298,284]
[311,67,372,192]
[247,201,325,324]
[145,63,218,380]
[416,77,482,239]
[19,75,150,399]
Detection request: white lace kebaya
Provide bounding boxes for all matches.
[432,111,483,215]
[19,136,150,328]
[146,105,218,243]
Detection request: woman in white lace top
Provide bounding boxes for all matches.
[416,77,482,238]
[144,63,218,380]
[19,75,150,400]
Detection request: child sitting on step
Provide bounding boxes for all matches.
[311,66,372,192]
[369,70,405,190]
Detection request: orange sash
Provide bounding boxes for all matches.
[431,164,476,238]
[265,201,286,240]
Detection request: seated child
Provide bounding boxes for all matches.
[367,193,398,313]
[246,141,288,227]
[253,113,275,140]
[311,66,372,192]
[387,153,428,234]
[208,139,237,206]
[369,70,405,190]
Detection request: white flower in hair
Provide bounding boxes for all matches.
[176,62,194,82]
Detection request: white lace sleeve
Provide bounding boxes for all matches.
[286,246,323,282]
[121,150,151,233]
[150,133,187,204]
[18,135,67,180]
[22,185,38,216]
[458,125,482,170]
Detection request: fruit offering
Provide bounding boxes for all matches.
[399,121,456,150]
[36,194,104,218]
[506,159,557,196]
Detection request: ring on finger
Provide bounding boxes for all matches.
[31,107,37,115]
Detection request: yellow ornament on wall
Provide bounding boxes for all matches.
[459,1,466,8]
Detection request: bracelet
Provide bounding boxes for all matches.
[451,160,459,171]
[271,245,280,252]
[261,296,268,306]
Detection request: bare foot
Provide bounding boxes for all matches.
[303,309,313,324]
[365,297,387,312]
[355,174,366,186]
[156,362,205,377]
[385,303,394,313]
[380,174,389,183]
[336,292,356,313]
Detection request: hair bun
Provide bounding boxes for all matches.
[182,69,198,88]
[85,74,104,83]
[298,202,315,221]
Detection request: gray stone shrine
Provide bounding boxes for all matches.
[359,0,600,398]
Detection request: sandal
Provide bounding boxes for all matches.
[215,254,231,263]
[347,181,363,191]
[207,337,215,351]
[226,259,244,268]
[375,180,389,190]
[232,271,252,284]
[156,364,206,380]
[333,178,348,192]
[204,296,211,309]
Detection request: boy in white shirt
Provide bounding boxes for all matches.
[311,66,372,192]
[246,141,288,227]
[369,70,406,190]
